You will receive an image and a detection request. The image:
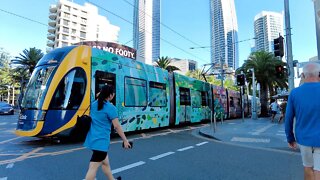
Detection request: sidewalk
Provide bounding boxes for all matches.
[199,117,292,151]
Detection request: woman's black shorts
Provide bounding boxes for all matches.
[90,150,108,162]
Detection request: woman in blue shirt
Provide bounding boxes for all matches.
[84,85,131,180]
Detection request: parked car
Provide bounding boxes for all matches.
[0,102,14,115]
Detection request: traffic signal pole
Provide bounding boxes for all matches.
[284,0,295,91]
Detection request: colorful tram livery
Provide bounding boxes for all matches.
[16,46,259,137]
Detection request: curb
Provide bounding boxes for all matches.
[198,129,221,141]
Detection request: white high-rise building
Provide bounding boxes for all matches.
[254,11,284,53]
[47,0,120,52]
[133,0,160,65]
[210,0,239,70]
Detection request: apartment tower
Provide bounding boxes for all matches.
[254,11,284,53]
[133,0,160,65]
[47,0,120,52]
[210,0,239,70]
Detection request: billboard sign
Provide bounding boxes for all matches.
[74,41,136,60]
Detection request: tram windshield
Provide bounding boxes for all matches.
[21,66,56,109]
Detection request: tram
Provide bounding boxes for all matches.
[15,45,257,138]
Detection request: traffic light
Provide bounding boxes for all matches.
[274,36,284,57]
[236,74,245,86]
[275,65,284,78]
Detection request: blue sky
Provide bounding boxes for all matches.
[0,0,317,67]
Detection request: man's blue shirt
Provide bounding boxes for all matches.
[84,100,118,152]
[285,82,320,147]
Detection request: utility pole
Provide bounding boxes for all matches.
[284,0,295,91]
[251,68,257,120]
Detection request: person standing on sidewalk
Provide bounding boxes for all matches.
[285,62,320,180]
[84,85,131,180]
[270,100,279,122]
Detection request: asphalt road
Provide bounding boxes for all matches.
[0,114,303,180]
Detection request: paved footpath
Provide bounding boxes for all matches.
[199,117,299,153]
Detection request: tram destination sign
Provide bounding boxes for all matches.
[74,41,136,60]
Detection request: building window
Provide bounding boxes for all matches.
[80,31,86,38]
[189,62,196,71]
[63,27,69,33]
[71,29,76,35]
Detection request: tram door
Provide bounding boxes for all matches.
[179,87,191,123]
[94,71,116,105]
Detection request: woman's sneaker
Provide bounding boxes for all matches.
[115,176,122,180]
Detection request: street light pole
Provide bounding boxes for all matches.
[284,0,295,91]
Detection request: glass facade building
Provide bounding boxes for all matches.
[210,0,239,70]
[133,0,160,65]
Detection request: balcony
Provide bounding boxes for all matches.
[49,12,57,20]
[49,5,57,13]
[47,33,55,40]
[48,19,56,27]
[47,40,54,47]
[48,27,55,34]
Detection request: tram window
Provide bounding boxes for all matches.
[179,87,191,106]
[149,81,166,107]
[230,97,234,107]
[191,90,201,108]
[124,77,147,107]
[201,91,208,106]
[49,68,86,109]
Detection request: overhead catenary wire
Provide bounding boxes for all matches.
[120,0,210,53]
[0,3,209,64]
[87,0,209,64]
[0,8,48,27]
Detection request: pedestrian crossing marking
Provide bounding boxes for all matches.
[231,137,270,143]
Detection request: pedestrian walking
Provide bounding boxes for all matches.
[269,100,279,122]
[285,62,320,180]
[84,85,131,180]
[278,98,287,123]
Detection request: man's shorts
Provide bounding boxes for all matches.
[299,144,320,171]
[90,150,108,162]
[271,111,277,115]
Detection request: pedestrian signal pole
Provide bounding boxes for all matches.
[236,72,245,122]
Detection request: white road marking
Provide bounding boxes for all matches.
[0,137,23,145]
[0,123,7,126]
[6,163,14,168]
[196,141,208,146]
[250,124,275,135]
[149,152,175,160]
[276,133,286,136]
[0,177,8,180]
[112,161,145,174]
[11,123,16,125]
[231,137,270,143]
[177,146,194,152]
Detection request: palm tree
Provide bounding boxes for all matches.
[185,69,205,81]
[11,47,44,75]
[236,51,287,117]
[154,56,180,72]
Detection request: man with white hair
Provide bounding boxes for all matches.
[285,62,320,180]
